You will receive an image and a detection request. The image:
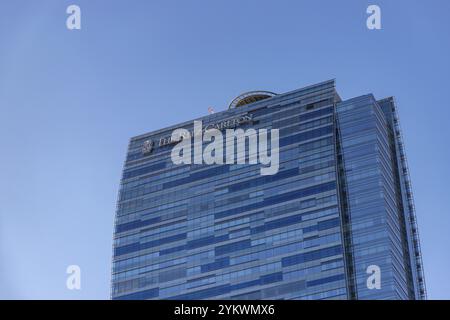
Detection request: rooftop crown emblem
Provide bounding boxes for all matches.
[142,139,154,154]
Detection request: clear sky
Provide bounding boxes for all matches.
[0,0,449,299]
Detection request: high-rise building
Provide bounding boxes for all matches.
[111,80,426,300]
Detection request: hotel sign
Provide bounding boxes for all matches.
[142,114,253,155]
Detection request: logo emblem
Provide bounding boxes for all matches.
[142,139,154,155]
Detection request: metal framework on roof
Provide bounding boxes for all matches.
[228,91,277,109]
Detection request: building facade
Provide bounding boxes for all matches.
[111,80,426,300]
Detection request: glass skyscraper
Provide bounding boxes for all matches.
[111,80,426,300]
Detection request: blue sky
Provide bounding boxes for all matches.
[0,0,449,299]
